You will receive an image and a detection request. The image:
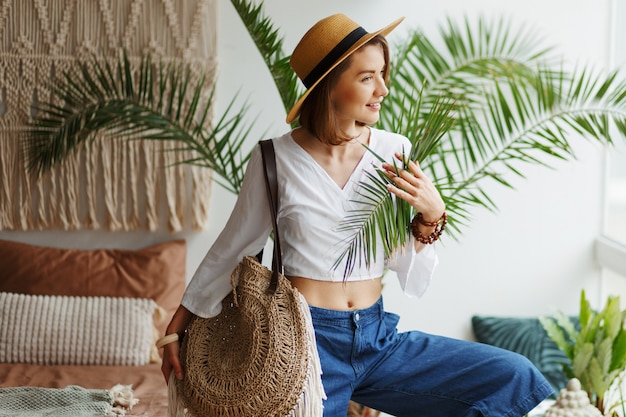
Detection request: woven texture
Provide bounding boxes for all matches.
[171,255,324,417]
[0,292,158,365]
[0,0,216,232]
[0,384,136,417]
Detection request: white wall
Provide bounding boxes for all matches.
[0,0,616,341]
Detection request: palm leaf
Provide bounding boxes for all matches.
[387,16,626,227]
[23,51,257,195]
[610,327,626,371]
[386,16,554,132]
[539,315,576,362]
[335,13,621,270]
[334,92,457,277]
[462,67,625,171]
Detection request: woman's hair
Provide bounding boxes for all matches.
[298,35,390,145]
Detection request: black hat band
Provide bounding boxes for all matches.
[302,26,368,88]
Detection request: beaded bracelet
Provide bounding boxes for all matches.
[155,333,180,349]
[411,211,447,244]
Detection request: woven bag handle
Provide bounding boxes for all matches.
[259,139,283,294]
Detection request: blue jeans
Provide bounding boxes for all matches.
[309,297,553,417]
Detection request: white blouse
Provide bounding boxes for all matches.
[182,128,438,318]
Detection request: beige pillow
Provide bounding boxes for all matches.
[0,292,159,366]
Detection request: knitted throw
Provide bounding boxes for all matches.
[0,384,138,417]
[0,0,217,232]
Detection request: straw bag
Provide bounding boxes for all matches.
[168,140,325,417]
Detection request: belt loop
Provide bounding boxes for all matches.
[377,296,384,320]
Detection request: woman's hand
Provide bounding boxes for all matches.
[161,339,184,384]
[160,305,195,384]
[382,152,445,222]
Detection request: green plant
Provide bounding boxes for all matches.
[539,289,626,414]
[23,51,254,195]
[23,2,626,268]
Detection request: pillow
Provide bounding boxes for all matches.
[0,292,159,366]
[471,315,571,395]
[0,239,187,336]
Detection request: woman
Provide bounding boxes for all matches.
[160,13,553,417]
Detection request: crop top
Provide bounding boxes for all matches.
[181,128,438,318]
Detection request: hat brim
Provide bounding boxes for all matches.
[286,16,405,124]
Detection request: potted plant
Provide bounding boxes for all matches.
[539,289,626,416]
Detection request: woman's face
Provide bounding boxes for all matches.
[331,43,389,128]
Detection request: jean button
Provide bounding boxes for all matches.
[355,313,360,321]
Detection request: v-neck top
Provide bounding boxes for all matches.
[182,128,438,318]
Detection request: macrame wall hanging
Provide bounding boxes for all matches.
[0,0,217,231]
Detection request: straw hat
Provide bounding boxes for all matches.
[286,14,405,124]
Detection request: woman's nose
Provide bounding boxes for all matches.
[377,78,389,97]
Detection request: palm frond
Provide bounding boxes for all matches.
[432,67,626,226]
[338,13,626,266]
[23,51,257,194]
[385,15,626,229]
[333,170,400,276]
[336,93,457,276]
[388,16,555,122]
[171,91,260,194]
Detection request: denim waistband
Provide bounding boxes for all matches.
[308,296,384,327]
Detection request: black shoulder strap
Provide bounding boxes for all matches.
[259,139,282,294]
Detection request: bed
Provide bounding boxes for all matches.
[0,239,187,416]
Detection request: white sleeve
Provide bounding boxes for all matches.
[181,146,273,318]
[386,237,439,298]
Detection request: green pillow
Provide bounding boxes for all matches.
[471,315,571,395]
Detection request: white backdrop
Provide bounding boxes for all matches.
[0,0,618,341]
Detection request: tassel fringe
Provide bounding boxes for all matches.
[168,372,188,417]
[110,384,139,409]
[288,293,326,417]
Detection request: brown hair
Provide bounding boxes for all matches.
[298,35,390,145]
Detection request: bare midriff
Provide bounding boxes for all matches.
[287,276,383,310]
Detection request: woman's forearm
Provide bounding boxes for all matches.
[166,304,195,335]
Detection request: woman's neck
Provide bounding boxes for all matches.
[296,126,369,157]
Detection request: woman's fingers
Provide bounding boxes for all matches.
[383,153,424,177]
[407,158,426,178]
[161,343,184,384]
[382,161,420,194]
[382,155,445,217]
